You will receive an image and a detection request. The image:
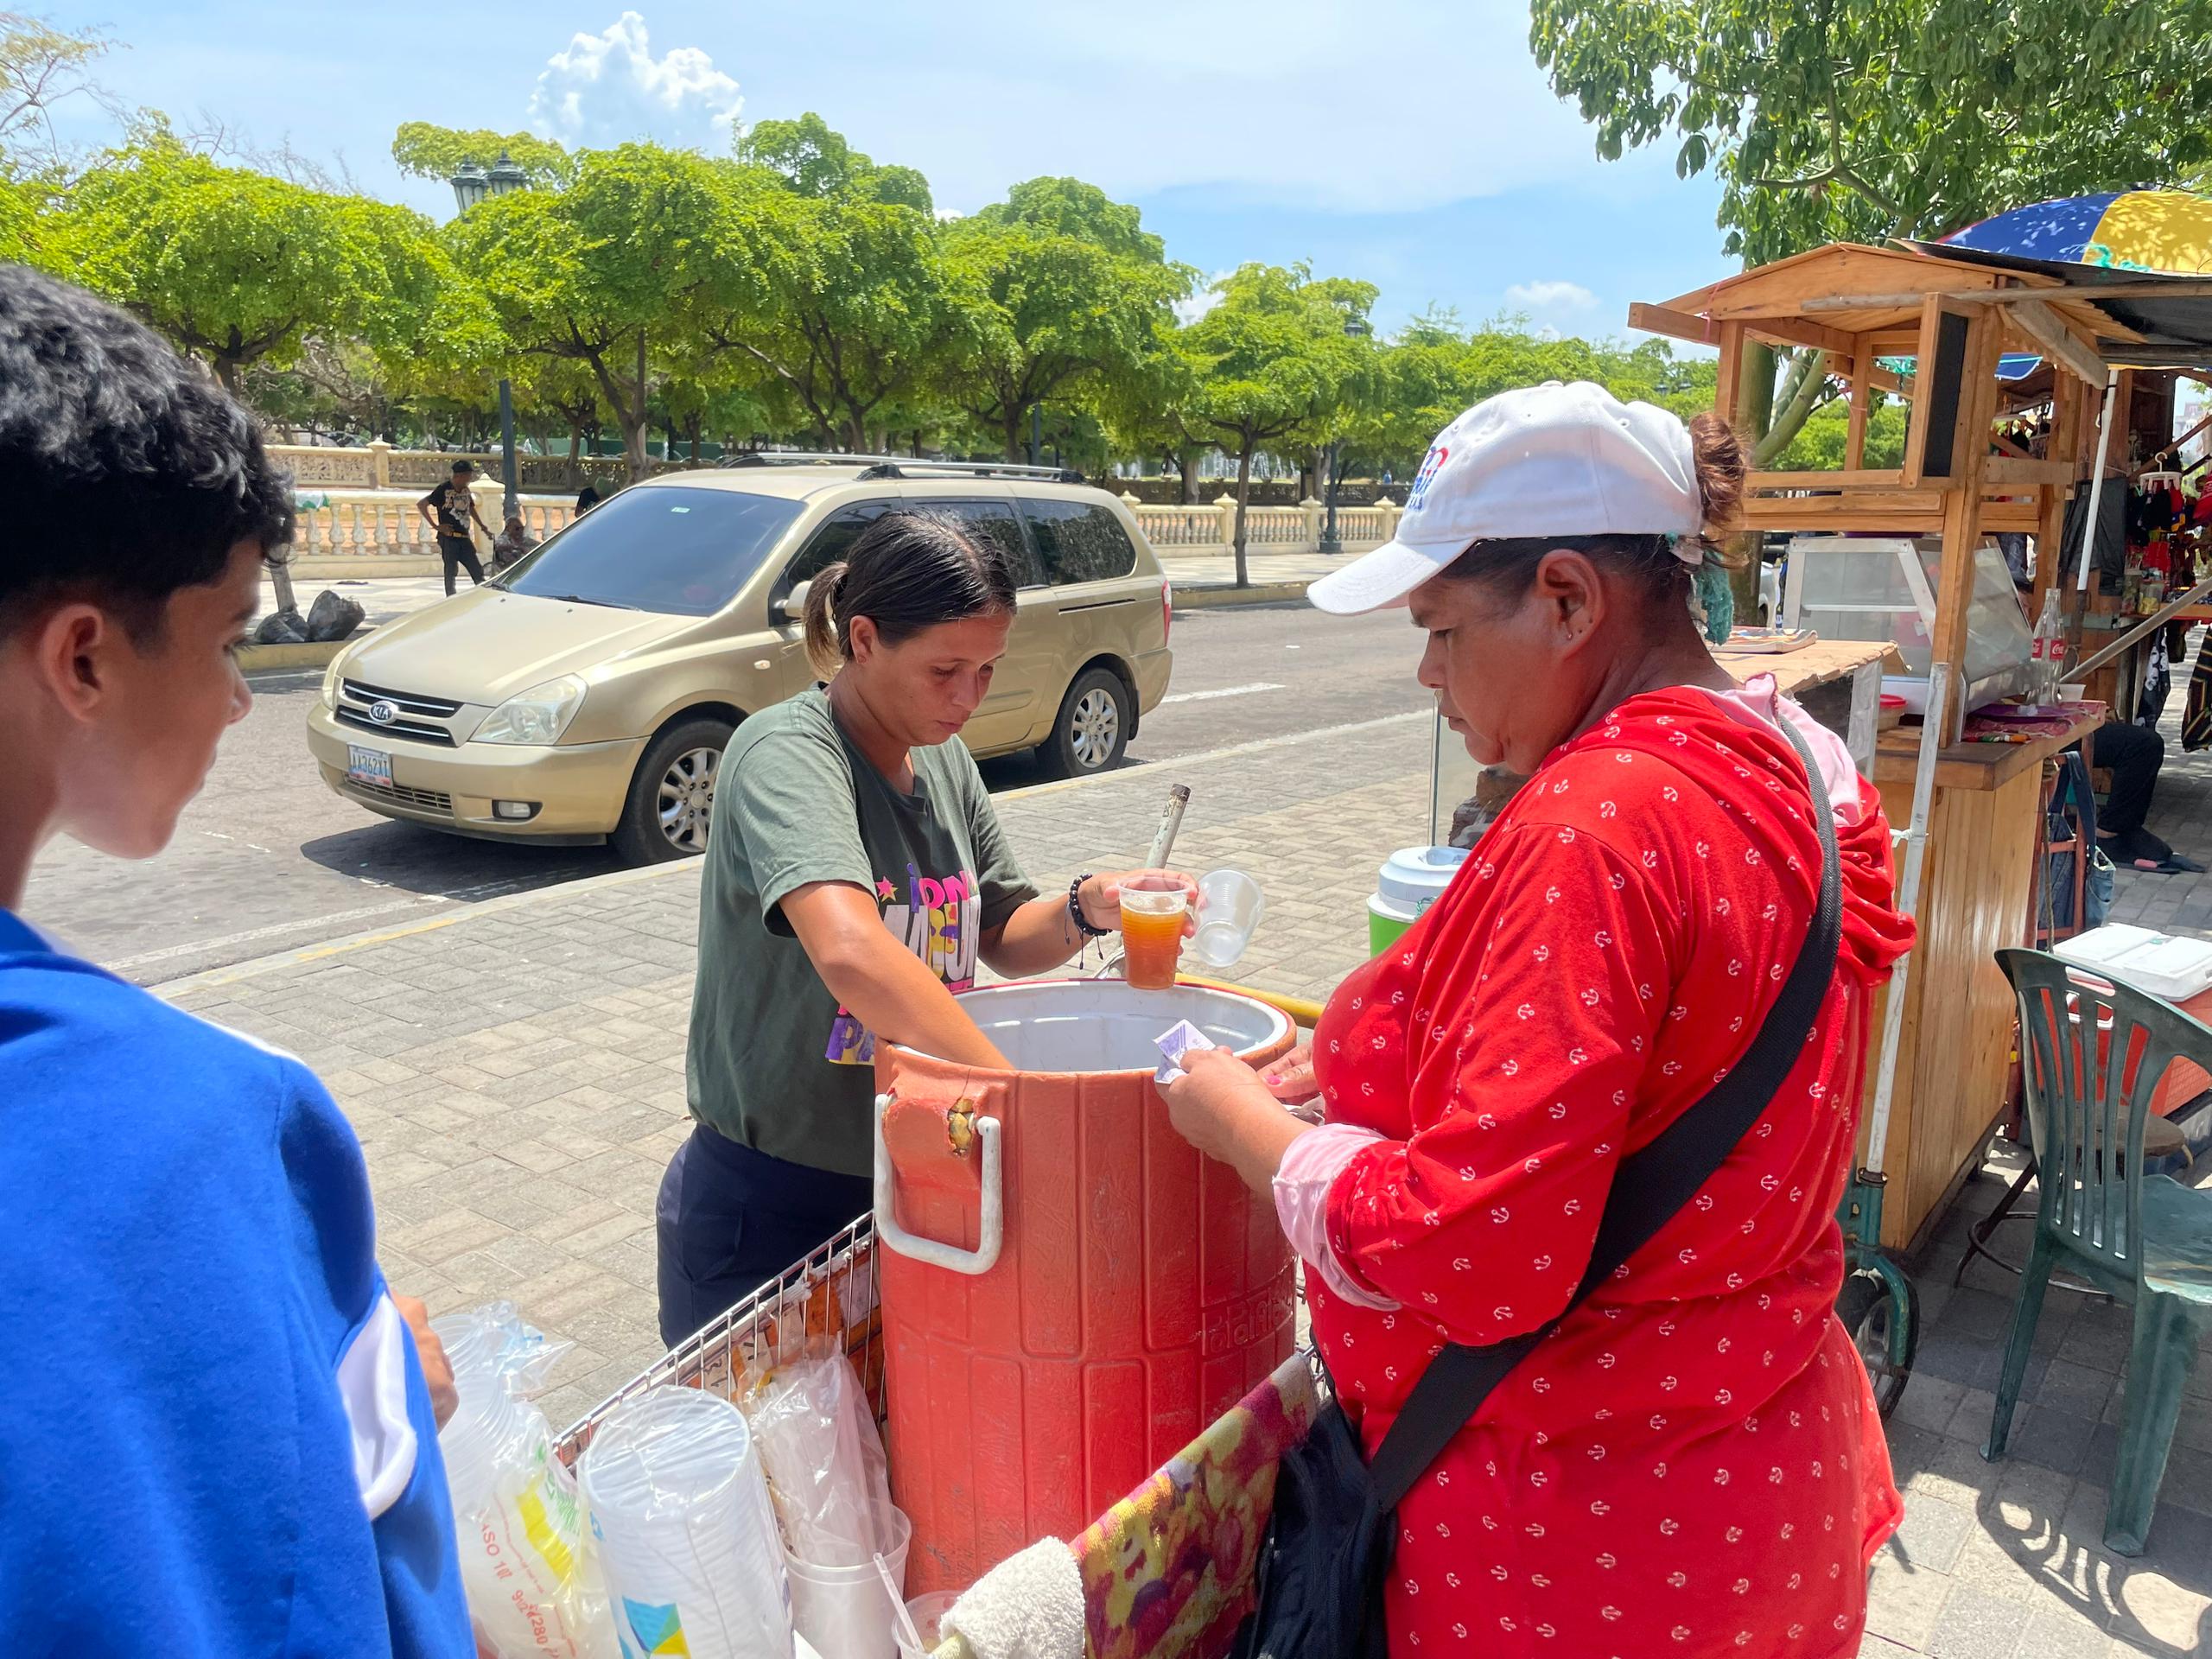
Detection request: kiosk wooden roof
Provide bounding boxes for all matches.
[1631,239,2212,740]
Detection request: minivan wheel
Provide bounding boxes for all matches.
[614,716,734,864]
[1046,667,1130,777]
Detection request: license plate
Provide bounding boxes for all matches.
[346,745,394,788]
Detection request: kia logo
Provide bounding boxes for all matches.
[367,700,399,726]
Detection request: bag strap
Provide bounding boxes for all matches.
[2058,749,2099,848]
[1367,715,1844,1512]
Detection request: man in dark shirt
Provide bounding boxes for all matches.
[416,461,493,596]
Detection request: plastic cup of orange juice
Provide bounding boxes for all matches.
[1117,875,1189,990]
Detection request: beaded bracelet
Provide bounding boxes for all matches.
[1067,873,1113,939]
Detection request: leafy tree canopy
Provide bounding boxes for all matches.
[1174,264,1379,580]
[1349,316,1712,477]
[967,175,1165,264]
[1530,0,2212,265]
[938,176,1186,460]
[735,111,932,213]
[391,123,571,190]
[706,177,948,451]
[449,143,748,474]
[58,130,448,390]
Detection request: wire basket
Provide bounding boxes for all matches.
[552,1212,883,1469]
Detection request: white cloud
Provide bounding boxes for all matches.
[1505,280,1599,312]
[1173,270,1235,326]
[528,12,743,150]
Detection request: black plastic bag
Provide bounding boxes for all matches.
[306,588,365,643]
[253,607,307,645]
[1230,1393,1389,1659]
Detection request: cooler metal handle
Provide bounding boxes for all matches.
[872,1092,1005,1276]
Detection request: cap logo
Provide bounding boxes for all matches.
[1407,443,1449,513]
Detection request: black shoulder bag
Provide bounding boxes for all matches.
[1231,720,1843,1659]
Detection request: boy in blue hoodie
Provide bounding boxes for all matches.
[0,265,473,1656]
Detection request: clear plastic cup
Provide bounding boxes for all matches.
[578,1388,792,1659]
[1117,874,1189,990]
[1190,869,1265,969]
[787,1509,912,1659]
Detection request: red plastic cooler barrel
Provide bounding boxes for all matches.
[874,981,1299,1594]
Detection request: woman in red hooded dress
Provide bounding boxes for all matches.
[1162,382,1914,1659]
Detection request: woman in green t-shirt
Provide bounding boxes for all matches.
[660,510,1192,1345]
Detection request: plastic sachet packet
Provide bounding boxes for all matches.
[1154,1018,1217,1085]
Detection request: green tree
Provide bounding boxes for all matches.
[1530,0,2212,457]
[967,175,1164,261]
[939,176,1188,462]
[1178,264,1376,586]
[1350,312,1714,480]
[1770,393,1910,472]
[1097,318,1211,499]
[702,172,950,453]
[450,143,744,480]
[391,123,571,188]
[2,10,116,166]
[735,111,932,213]
[0,170,32,261]
[59,133,447,392]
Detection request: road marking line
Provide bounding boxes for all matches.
[1160,682,1285,705]
[115,895,448,972]
[996,708,1427,802]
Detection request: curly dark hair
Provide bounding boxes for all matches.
[0,264,295,642]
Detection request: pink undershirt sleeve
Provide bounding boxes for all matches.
[1273,1121,1399,1311]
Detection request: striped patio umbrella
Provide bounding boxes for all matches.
[1878,193,2212,385]
[1944,190,2212,276]
[1940,191,2212,592]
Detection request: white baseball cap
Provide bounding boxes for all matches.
[1308,380,1705,616]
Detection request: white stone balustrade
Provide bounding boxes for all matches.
[1117,492,1388,557]
[272,461,1394,572]
[286,486,576,561]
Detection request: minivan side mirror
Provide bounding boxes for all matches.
[772,580,810,626]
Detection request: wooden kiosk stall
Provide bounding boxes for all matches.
[1624,241,2212,1250]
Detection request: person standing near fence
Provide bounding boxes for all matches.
[416,459,493,596]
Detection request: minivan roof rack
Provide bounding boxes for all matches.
[721,451,1085,485]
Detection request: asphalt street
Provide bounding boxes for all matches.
[19,602,1428,983]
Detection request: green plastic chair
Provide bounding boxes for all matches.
[1988,948,2212,1555]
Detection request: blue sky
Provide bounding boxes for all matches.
[43,1,1729,340]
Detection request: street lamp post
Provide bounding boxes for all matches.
[450,154,531,519]
[1319,438,1344,555]
[1320,315,1372,556]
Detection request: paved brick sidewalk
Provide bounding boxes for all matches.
[1862,1161,2212,1658]
[152,707,2212,1655]
[159,710,1432,1427]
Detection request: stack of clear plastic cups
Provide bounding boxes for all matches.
[577,1388,793,1659]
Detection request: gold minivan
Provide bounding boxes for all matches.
[304,460,1175,862]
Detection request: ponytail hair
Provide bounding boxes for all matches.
[801,509,1021,677]
[1684,410,1749,563]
